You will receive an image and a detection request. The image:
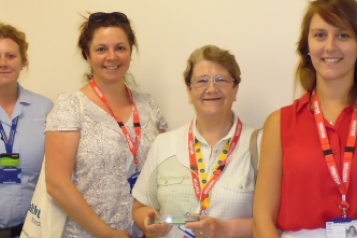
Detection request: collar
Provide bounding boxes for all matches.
[17,83,31,105]
[297,92,354,115]
[193,112,238,146]
[296,92,311,113]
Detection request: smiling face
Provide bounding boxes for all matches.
[187,60,238,117]
[0,38,25,87]
[308,14,357,83]
[86,27,131,84]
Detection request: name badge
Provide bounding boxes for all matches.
[326,218,357,238]
[0,167,21,183]
[128,171,140,194]
[0,153,20,167]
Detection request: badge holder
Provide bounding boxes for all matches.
[0,153,21,184]
[146,155,200,225]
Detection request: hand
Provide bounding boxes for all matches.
[143,210,172,238]
[185,215,225,238]
[105,228,131,238]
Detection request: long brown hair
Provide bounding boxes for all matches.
[296,0,357,102]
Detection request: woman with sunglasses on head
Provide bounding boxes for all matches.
[253,0,357,237]
[132,45,258,238]
[0,23,53,238]
[45,12,167,238]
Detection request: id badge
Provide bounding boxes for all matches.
[128,171,140,194]
[326,218,357,238]
[0,153,20,167]
[179,225,195,238]
[0,167,21,183]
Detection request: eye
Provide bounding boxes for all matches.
[314,32,326,39]
[116,46,126,51]
[7,54,15,59]
[339,33,351,39]
[197,77,210,84]
[96,47,105,53]
[215,76,229,83]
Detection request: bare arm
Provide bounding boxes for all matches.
[132,200,172,238]
[45,131,130,238]
[252,110,283,238]
[185,216,252,238]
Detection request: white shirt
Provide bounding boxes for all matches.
[133,114,257,238]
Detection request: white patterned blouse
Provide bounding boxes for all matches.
[45,90,167,238]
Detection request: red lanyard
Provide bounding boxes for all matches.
[312,91,357,218]
[188,117,242,211]
[90,79,141,165]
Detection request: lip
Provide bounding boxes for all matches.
[322,57,342,63]
[0,71,11,74]
[203,98,221,101]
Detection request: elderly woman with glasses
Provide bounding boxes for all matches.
[45,12,167,238]
[132,45,257,238]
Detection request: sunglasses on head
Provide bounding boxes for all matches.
[88,12,129,24]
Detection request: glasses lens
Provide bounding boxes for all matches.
[192,77,210,89]
[111,12,129,23]
[214,75,232,87]
[89,12,107,23]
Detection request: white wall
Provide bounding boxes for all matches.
[0,0,308,129]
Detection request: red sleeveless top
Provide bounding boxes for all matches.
[278,93,357,231]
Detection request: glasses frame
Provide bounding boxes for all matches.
[190,75,235,89]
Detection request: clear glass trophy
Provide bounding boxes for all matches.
[146,155,200,225]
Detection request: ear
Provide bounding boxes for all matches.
[187,85,193,103]
[85,52,91,65]
[233,85,239,101]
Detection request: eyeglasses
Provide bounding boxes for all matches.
[191,75,235,89]
[88,12,129,25]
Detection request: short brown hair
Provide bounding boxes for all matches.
[0,23,28,66]
[183,45,241,87]
[296,0,357,102]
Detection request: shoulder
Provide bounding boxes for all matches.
[19,86,53,114]
[154,123,188,145]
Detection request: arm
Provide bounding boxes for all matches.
[252,110,283,238]
[45,131,130,238]
[132,200,172,238]
[185,216,252,238]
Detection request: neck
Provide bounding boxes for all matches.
[314,76,353,124]
[92,76,129,102]
[315,77,352,106]
[0,83,18,117]
[196,111,234,147]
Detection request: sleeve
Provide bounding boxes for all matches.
[132,135,161,206]
[45,92,81,131]
[148,95,167,130]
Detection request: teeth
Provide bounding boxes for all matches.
[105,66,118,70]
[324,58,340,63]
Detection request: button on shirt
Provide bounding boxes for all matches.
[0,84,53,228]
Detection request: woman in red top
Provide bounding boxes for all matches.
[253,0,357,237]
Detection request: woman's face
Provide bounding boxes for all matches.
[308,14,357,83]
[187,60,238,117]
[0,38,25,87]
[86,27,131,84]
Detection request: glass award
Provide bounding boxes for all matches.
[146,155,200,225]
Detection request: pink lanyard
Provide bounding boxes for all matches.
[90,79,141,165]
[312,91,357,218]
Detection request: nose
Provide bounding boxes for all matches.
[205,79,218,92]
[325,35,337,54]
[0,56,6,68]
[107,49,117,60]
